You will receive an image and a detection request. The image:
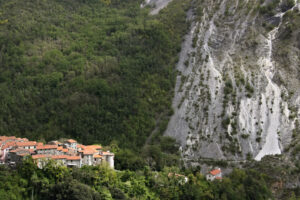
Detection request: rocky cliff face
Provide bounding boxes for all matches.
[141,0,174,15]
[146,0,300,163]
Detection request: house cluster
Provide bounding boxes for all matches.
[0,136,114,169]
[206,167,222,181]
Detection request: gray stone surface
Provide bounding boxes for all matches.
[163,0,300,163]
[141,0,174,15]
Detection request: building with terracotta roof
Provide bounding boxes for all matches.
[9,148,35,164]
[84,145,102,150]
[101,151,114,168]
[0,136,16,142]
[1,141,17,150]
[15,141,37,149]
[65,139,77,149]
[206,168,222,181]
[0,135,114,169]
[0,136,35,163]
[66,156,81,167]
[67,139,77,143]
[93,154,102,165]
[36,145,59,155]
[76,144,85,150]
[80,149,97,166]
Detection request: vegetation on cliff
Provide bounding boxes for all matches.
[0,158,272,200]
[0,0,188,150]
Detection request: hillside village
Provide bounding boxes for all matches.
[0,136,114,168]
[0,136,225,181]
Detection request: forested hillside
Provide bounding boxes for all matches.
[1,0,300,199]
[0,0,188,149]
[0,158,273,200]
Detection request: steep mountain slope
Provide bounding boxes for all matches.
[0,0,188,150]
[141,0,174,15]
[155,0,300,163]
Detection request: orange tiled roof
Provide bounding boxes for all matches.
[62,148,68,152]
[77,144,85,149]
[83,150,97,155]
[57,146,63,151]
[83,145,102,150]
[66,156,80,160]
[67,139,77,143]
[0,136,16,141]
[16,141,37,147]
[36,145,58,150]
[1,141,17,149]
[93,154,102,158]
[29,149,36,153]
[210,169,221,176]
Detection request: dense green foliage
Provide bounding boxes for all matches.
[259,0,280,16]
[0,0,295,199]
[0,0,188,151]
[114,135,181,171]
[0,158,273,200]
[259,0,295,16]
[244,155,300,200]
